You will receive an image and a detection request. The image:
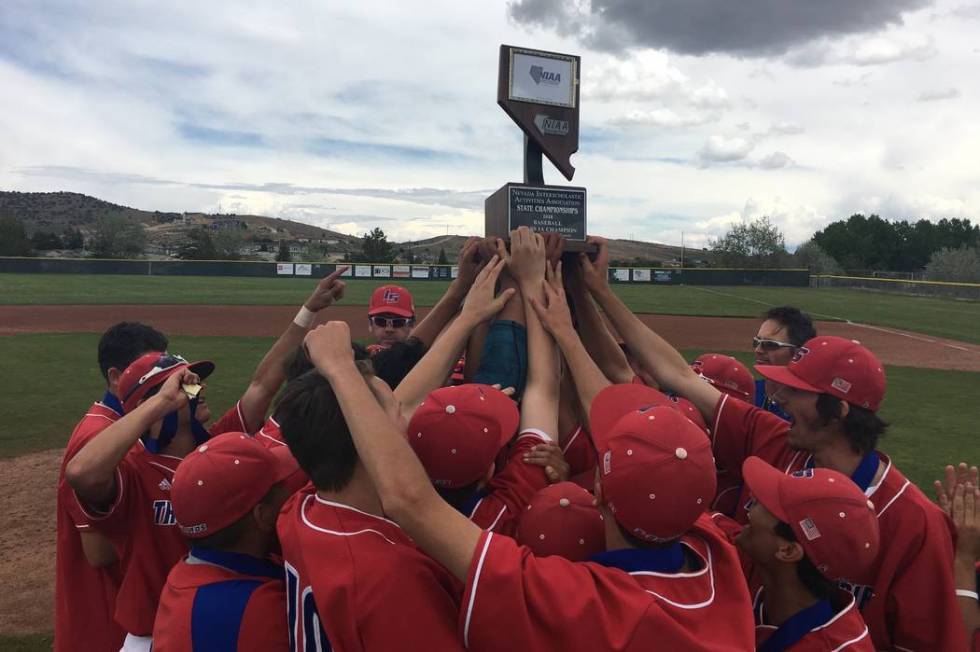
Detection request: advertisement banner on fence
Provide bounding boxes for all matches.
[611,268,629,282]
[431,266,452,279]
[632,269,651,282]
[451,266,459,279]
[276,263,294,276]
[392,265,411,278]
[355,265,372,278]
[654,270,673,283]
[411,266,430,279]
[294,264,312,276]
[373,265,391,278]
[339,265,353,277]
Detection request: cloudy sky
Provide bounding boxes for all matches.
[1,0,978,248]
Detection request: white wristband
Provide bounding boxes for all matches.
[955,589,979,600]
[293,305,316,329]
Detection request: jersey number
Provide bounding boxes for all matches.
[286,562,332,652]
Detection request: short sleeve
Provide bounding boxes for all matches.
[209,401,249,437]
[710,394,791,480]
[469,436,549,535]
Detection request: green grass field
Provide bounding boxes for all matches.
[2,333,974,493]
[2,273,978,343]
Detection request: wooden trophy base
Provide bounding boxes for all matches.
[485,182,594,253]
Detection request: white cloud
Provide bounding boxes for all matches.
[757,151,794,169]
[699,135,756,163]
[917,87,960,101]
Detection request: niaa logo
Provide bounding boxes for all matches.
[534,114,569,136]
[529,65,561,86]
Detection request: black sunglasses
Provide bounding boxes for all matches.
[371,316,411,329]
[752,336,798,352]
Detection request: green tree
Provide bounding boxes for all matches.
[361,228,395,263]
[276,241,292,262]
[91,215,146,258]
[212,228,243,260]
[30,230,63,250]
[63,227,84,250]
[437,247,449,265]
[710,216,789,268]
[794,240,843,274]
[926,246,980,283]
[0,214,32,256]
[178,227,218,260]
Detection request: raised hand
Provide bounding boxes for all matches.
[522,441,571,484]
[507,226,546,287]
[935,462,979,513]
[305,266,349,311]
[543,232,566,269]
[454,237,485,290]
[152,369,196,416]
[579,236,610,294]
[460,256,517,324]
[530,261,575,339]
[304,321,354,373]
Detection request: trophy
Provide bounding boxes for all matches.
[486,45,591,252]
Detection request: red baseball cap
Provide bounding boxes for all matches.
[693,353,756,403]
[172,432,300,538]
[408,384,520,489]
[588,383,709,435]
[742,457,880,581]
[590,384,716,542]
[368,285,415,318]
[755,336,886,411]
[666,395,709,434]
[118,352,215,413]
[517,482,605,561]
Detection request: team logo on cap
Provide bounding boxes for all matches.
[799,517,822,541]
[791,346,811,363]
[383,289,401,304]
[831,377,852,394]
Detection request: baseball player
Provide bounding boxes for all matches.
[65,271,349,650]
[515,481,605,562]
[151,432,299,651]
[737,458,879,650]
[753,307,816,421]
[579,237,967,651]
[55,322,167,652]
[303,318,756,650]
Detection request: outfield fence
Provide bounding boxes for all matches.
[0,257,811,286]
[812,274,980,300]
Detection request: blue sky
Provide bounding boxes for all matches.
[2,0,978,247]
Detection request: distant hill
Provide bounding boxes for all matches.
[1,190,711,265]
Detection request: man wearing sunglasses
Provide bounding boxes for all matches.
[753,306,817,421]
[367,284,416,348]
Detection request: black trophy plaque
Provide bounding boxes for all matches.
[486,44,593,253]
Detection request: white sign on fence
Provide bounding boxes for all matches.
[355,265,372,278]
[411,266,430,279]
[392,265,411,278]
[631,269,651,282]
[276,263,294,276]
[294,264,312,276]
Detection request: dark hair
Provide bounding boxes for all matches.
[815,394,888,454]
[274,361,373,492]
[370,337,428,389]
[775,521,841,605]
[285,342,371,382]
[762,307,816,347]
[98,322,168,380]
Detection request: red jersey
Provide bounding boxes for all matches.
[711,394,967,652]
[466,430,550,535]
[753,589,873,651]
[459,512,755,651]
[152,549,288,652]
[55,400,127,652]
[277,490,465,651]
[78,403,247,636]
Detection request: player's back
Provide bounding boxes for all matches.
[55,402,127,652]
[460,512,755,651]
[277,489,465,652]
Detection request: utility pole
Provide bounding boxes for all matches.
[681,231,685,268]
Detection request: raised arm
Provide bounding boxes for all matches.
[504,228,559,437]
[66,370,195,508]
[305,322,483,580]
[394,257,515,417]
[410,238,483,347]
[531,261,610,415]
[581,237,721,418]
[237,266,348,432]
[564,257,634,384]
